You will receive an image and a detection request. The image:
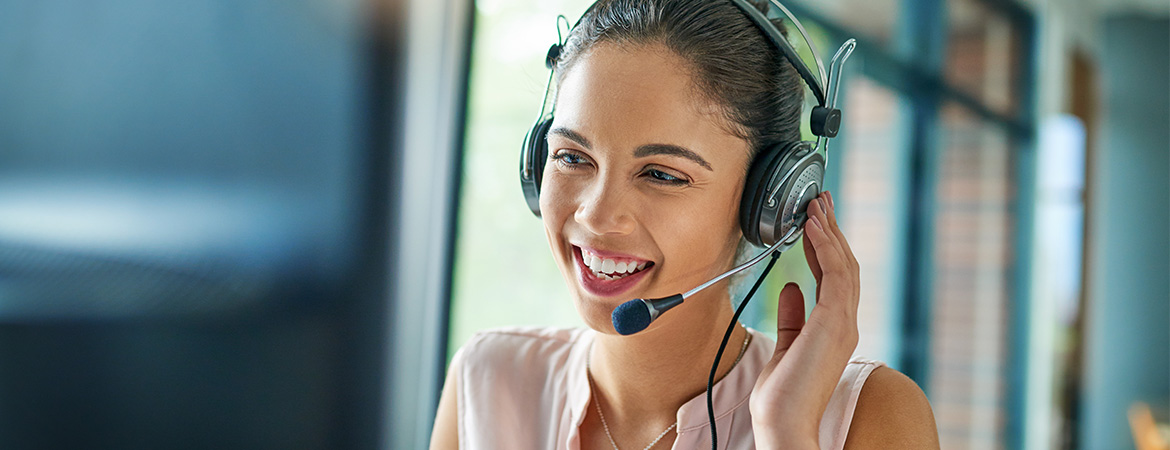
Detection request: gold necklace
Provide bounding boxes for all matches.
[587,329,752,450]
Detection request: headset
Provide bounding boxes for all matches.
[520,0,853,251]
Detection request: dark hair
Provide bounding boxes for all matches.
[553,0,804,165]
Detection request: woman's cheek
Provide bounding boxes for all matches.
[539,171,572,221]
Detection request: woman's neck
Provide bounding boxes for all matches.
[586,291,750,427]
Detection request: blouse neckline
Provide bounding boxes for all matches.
[564,327,773,439]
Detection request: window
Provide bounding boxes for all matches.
[931,103,1017,449]
[448,0,595,358]
[836,76,912,366]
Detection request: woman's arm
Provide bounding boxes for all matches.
[843,366,939,449]
[429,354,461,450]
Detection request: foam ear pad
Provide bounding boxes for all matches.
[738,141,823,247]
[520,116,555,217]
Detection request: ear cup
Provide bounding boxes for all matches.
[739,141,824,247]
[520,116,554,217]
[739,142,790,246]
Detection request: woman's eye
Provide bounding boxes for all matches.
[551,151,587,168]
[646,168,689,186]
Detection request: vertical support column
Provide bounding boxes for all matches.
[1004,8,1039,450]
[382,0,475,448]
[1081,16,1170,450]
[350,1,407,448]
[894,0,947,395]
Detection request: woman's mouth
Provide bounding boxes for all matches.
[573,246,655,297]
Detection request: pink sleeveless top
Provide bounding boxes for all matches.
[452,326,884,450]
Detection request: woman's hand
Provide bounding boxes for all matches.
[749,191,860,450]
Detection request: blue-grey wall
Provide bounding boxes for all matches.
[1081,14,1170,450]
[0,1,406,448]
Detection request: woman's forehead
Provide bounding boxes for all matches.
[551,42,749,165]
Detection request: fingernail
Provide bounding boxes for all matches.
[818,198,827,213]
[808,214,822,231]
[827,191,835,210]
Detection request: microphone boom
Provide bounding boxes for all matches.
[609,226,796,335]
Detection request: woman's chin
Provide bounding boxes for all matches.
[570,292,624,334]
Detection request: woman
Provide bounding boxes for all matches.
[432,0,940,448]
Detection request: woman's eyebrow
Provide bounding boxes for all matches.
[634,144,713,171]
[548,127,592,149]
[548,126,713,171]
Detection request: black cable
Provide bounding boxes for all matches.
[707,250,781,450]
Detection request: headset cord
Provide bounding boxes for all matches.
[707,250,781,450]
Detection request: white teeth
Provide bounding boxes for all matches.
[581,248,652,279]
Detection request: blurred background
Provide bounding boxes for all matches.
[0,0,1165,449]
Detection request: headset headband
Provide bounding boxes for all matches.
[726,0,827,106]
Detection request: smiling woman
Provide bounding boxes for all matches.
[539,42,749,333]
[432,0,939,449]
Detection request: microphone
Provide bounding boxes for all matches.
[610,226,799,335]
[612,294,683,335]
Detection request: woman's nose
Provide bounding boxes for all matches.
[574,179,637,236]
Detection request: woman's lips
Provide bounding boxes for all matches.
[573,246,654,298]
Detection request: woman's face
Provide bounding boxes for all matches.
[540,42,752,333]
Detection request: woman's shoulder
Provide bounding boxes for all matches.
[454,325,593,375]
[801,355,898,450]
[840,365,940,449]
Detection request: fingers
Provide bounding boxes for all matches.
[802,222,822,282]
[803,191,861,312]
[803,194,848,276]
[821,192,861,311]
[822,192,859,272]
[773,282,805,358]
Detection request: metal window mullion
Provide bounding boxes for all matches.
[900,95,942,396]
[894,0,948,396]
[1002,11,1039,450]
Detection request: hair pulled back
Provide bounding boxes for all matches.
[553,0,804,162]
